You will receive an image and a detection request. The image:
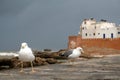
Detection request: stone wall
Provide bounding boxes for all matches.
[68,35,120,50]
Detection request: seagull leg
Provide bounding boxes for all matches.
[20,61,24,72]
[30,61,36,73]
[69,59,75,65]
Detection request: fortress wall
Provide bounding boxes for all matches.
[68,36,78,49]
[68,36,120,50]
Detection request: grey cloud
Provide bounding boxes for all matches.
[0,0,33,15]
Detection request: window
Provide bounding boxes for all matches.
[98,33,100,35]
[85,33,87,36]
[95,26,96,29]
[118,32,120,34]
[82,27,84,30]
[111,33,113,38]
[93,33,95,36]
[103,34,105,39]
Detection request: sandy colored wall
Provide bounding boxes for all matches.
[68,36,120,50]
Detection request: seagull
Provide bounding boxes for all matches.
[18,42,35,73]
[60,47,84,63]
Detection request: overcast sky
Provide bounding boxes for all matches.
[0,0,120,51]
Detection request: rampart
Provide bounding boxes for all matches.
[68,35,120,50]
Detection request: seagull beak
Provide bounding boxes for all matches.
[21,46,25,49]
[80,49,84,53]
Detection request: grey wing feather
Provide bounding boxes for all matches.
[62,50,73,57]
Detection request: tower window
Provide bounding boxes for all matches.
[98,33,100,35]
[95,26,96,29]
[85,33,87,36]
[93,33,95,36]
[82,27,84,30]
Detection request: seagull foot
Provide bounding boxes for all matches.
[19,70,24,73]
[30,70,36,73]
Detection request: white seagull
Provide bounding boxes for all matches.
[19,42,35,72]
[60,47,84,62]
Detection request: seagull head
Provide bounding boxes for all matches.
[21,42,28,49]
[76,47,84,53]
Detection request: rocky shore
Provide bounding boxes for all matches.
[0,47,120,80]
[0,47,120,69]
[0,54,120,80]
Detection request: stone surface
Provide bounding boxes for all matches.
[0,55,120,80]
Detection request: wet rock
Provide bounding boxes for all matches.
[0,59,13,69]
[33,50,66,59]
[1,54,59,69]
[10,57,20,68]
[43,49,52,52]
[46,58,57,64]
[34,57,48,66]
